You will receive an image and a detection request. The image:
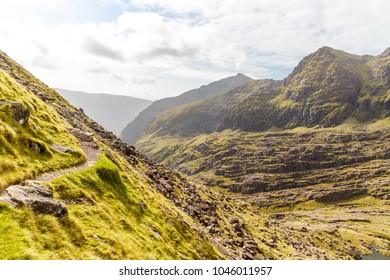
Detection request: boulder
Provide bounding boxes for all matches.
[51,144,75,153]
[0,100,30,125]
[68,128,94,141]
[10,102,30,125]
[0,183,68,217]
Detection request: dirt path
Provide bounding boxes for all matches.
[35,141,100,182]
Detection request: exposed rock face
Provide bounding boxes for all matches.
[0,183,68,217]
[50,144,75,153]
[10,102,30,125]
[139,127,390,207]
[0,100,30,124]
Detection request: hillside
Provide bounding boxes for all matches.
[145,79,282,138]
[56,89,152,135]
[120,73,253,145]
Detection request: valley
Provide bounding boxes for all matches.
[1,45,389,260]
[134,47,390,259]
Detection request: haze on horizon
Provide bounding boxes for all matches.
[0,0,389,100]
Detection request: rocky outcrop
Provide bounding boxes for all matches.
[68,128,94,141]
[0,100,30,124]
[50,144,75,153]
[0,182,68,217]
[10,101,30,125]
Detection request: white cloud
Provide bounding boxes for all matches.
[131,76,157,85]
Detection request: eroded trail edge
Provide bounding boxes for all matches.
[35,141,100,183]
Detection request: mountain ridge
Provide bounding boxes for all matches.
[141,46,390,140]
[56,88,152,135]
[120,73,253,144]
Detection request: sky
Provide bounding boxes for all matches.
[0,0,389,100]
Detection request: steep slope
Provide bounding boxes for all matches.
[120,73,253,144]
[219,47,389,131]
[56,89,152,135]
[0,50,222,259]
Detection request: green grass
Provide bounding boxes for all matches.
[0,60,220,259]
[0,154,221,259]
[0,70,85,190]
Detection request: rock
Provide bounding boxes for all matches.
[301,226,308,232]
[0,183,68,217]
[159,178,174,192]
[178,252,187,260]
[147,226,161,239]
[314,187,367,203]
[68,128,94,141]
[29,140,45,153]
[51,144,75,153]
[266,242,277,248]
[243,252,256,260]
[215,169,225,176]
[270,213,286,220]
[10,102,30,125]
[187,205,200,216]
[36,91,54,102]
[0,100,30,124]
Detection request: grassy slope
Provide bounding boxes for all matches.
[0,55,220,260]
[0,153,219,259]
[0,70,85,190]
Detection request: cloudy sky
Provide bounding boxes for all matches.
[0,0,389,100]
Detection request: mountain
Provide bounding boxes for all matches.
[144,79,282,138]
[56,89,152,136]
[136,47,390,259]
[120,73,253,145]
[141,47,390,140]
[138,45,390,195]
[218,46,390,131]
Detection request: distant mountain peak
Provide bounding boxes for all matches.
[379,47,390,57]
[120,73,253,145]
[236,73,249,78]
